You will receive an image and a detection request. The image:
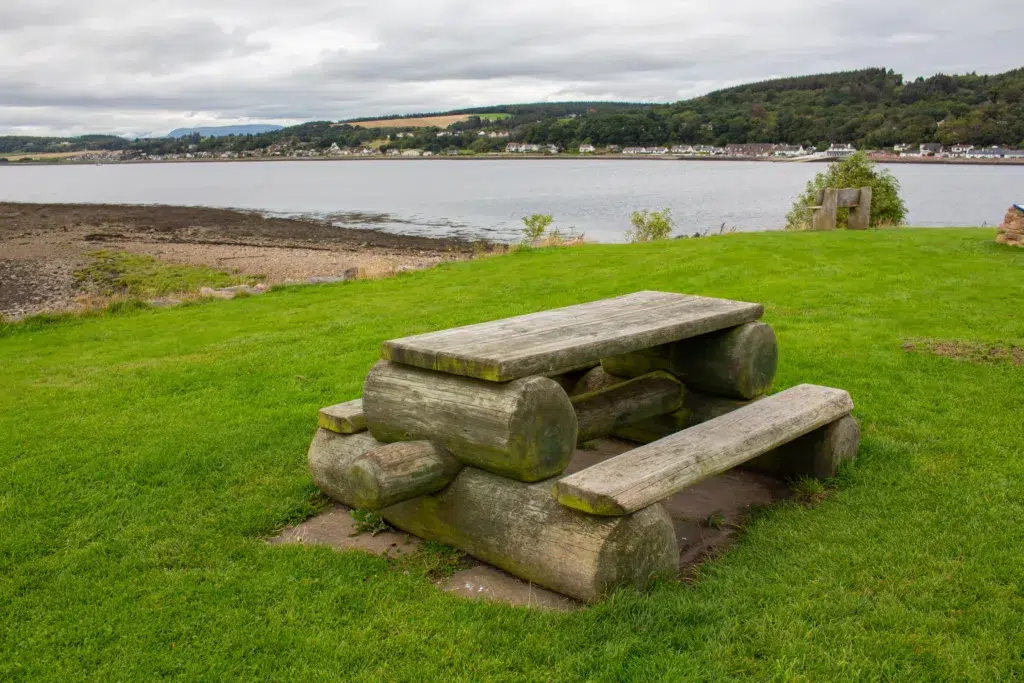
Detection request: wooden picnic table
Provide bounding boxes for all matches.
[381,291,763,382]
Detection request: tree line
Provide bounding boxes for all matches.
[3,67,1022,158]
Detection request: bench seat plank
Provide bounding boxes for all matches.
[554,384,854,515]
[381,291,763,382]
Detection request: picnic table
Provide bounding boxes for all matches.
[307,291,858,602]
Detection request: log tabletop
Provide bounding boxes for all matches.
[380,291,763,382]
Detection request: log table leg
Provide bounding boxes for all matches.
[602,322,778,399]
[363,361,578,482]
[381,467,679,603]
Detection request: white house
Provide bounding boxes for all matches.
[579,144,596,153]
[773,145,807,157]
[826,143,856,158]
[670,145,694,155]
[948,144,974,156]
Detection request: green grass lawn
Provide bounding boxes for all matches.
[2,229,1023,681]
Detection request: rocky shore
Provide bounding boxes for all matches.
[0,203,485,319]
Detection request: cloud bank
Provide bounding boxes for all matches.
[2,0,1020,136]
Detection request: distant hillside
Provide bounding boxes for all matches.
[3,68,1022,157]
[518,68,1024,149]
[166,124,284,138]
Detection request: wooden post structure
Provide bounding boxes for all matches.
[848,186,872,230]
[812,188,839,230]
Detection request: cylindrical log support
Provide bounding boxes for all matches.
[363,361,578,482]
[346,441,461,510]
[381,467,679,603]
[601,322,778,399]
[572,371,683,443]
[746,414,860,479]
[309,429,461,509]
[308,429,381,509]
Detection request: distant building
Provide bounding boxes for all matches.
[578,143,596,153]
[967,146,1024,159]
[670,145,694,155]
[949,144,974,156]
[826,143,856,158]
[773,145,807,157]
[919,143,944,156]
[506,143,542,153]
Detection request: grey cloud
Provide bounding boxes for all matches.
[0,0,1022,136]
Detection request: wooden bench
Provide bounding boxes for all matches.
[381,290,763,382]
[553,384,854,515]
[811,186,872,230]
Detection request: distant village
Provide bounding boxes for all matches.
[11,139,1024,164]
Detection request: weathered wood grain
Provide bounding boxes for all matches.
[308,429,382,508]
[848,187,872,229]
[363,361,578,482]
[554,384,854,515]
[317,398,367,434]
[380,291,763,382]
[381,467,678,603]
[346,441,461,510]
[602,322,778,399]
[572,371,683,443]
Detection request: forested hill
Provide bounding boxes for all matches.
[2,67,1022,157]
[520,68,1024,149]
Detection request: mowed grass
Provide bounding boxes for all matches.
[2,229,1024,681]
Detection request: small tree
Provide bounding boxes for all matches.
[786,152,907,230]
[522,213,553,243]
[626,209,674,242]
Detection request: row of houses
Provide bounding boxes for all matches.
[505,143,561,154]
[604,143,814,157]
[893,143,1024,159]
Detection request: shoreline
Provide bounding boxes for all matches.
[4,155,1024,167]
[0,202,486,319]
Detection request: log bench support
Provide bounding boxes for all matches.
[554,384,856,516]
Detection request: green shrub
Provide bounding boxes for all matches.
[785,152,907,230]
[521,213,554,243]
[627,209,674,242]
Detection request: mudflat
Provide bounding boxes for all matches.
[0,202,481,318]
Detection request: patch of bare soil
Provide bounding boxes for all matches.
[0,202,487,318]
[903,338,1024,366]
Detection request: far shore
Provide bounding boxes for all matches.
[3,154,1024,168]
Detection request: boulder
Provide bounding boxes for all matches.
[996,205,1024,248]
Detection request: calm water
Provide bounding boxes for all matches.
[1,160,1019,242]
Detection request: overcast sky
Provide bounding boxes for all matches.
[2,0,1021,138]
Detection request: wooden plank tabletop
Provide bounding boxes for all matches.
[381,291,763,382]
[553,384,854,515]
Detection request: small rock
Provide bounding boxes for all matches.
[343,267,360,280]
[149,298,181,308]
[306,276,346,285]
[199,286,234,299]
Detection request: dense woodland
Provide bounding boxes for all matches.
[2,68,1023,159]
